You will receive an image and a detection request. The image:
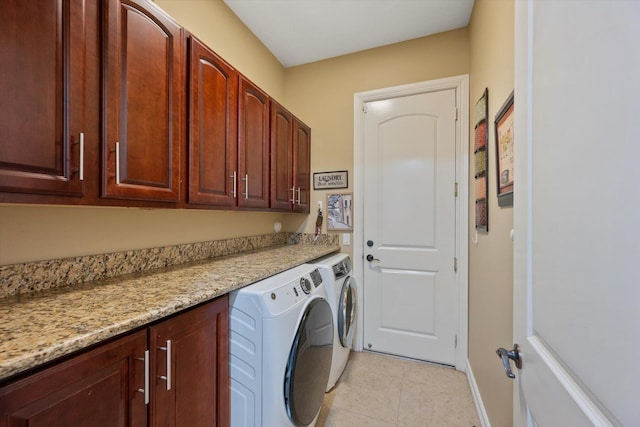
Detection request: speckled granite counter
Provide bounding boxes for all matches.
[0,243,339,382]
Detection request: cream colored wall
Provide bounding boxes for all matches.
[154,0,285,99]
[468,1,515,426]
[0,0,291,266]
[283,29,470,255]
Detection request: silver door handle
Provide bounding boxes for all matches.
[296,187,301,204]
[159,340,172,390]
[290,186,295,203]
[231,171,237,198]
[136,350,150,404]
[496,344,521,379]
[115,142,121,185]
[79,132,84,181]
[242,174,248,199]
[366,254,380,262]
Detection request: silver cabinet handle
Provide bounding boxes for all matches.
[136,350,150,404]
[296,187,301,205]
[231,171,237,198]
[242,174,248,199]
[115,142,120,185]
[496,344,521,379]
[159,340,172,391]
[290,186,295,203]
[79,132,84,181]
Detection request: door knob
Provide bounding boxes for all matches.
[366,254,380,262]
[496,344,521,379]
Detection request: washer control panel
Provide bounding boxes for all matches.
[261,270,322,316]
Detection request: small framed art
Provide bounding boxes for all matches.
[494,91,514,207]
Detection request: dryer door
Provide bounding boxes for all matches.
[338,276,357,347]
[284,297,333,426]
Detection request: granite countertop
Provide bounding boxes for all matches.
[0,243,339,382]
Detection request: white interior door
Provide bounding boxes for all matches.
[513,2,640,425]
[362,89,458,365]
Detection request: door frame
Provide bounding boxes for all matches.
[353,75,470,370]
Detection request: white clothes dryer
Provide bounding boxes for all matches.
[229,264,333,427]
[311,253,357,391]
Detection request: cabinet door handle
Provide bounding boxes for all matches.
[242,174,249,199]
[290,186,296,204]
[79,132,84,181]
[136,350,150,404]
[230,171,237,198]
[296,187,301,205]
[115,142,121,185]
[159,340,172,391]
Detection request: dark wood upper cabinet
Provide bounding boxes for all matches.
[0,0,95,196]
[149,297,229,427]
[102,0,182,202]
[188,36,238,207]
[270,101,311,213]
[293,118,311,213]
[270,101,294,211]
[238,77,270,209]
[0,330,148,427]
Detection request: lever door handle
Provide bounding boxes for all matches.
[496,344,521,379]
[366,254,380,262]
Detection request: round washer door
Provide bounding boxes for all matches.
[284,297,333,426]
[338,276,357,347]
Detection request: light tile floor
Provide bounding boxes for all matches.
[317,351,480,427]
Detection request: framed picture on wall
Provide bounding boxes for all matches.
[494,91,514,207]
[474,88,489,231]
[326,193,353,231]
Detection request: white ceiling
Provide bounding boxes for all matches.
[223,0,475,68]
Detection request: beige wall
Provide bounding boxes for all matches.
[0,0,292,266]
[468,0,515,426]
[284,29,470,255]
[154,0,285,99]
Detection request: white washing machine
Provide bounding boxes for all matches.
[229,264,333,427]
[312,253,357,391]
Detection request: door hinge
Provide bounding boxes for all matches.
[455,335,458,348]
[453,257,458,272]
[454,182,458,197]
[363,103,368,113]
[455,107,459,121]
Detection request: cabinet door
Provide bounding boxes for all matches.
[149,296,229,427]
[270,100,294,211]
[0,0,91,196]
[238,77,270,209]
[0,331,148,427]
[293,118,311,213]
[102,0,182,202]
[188,36,238,207]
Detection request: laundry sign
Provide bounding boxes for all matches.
[313,171,348,190]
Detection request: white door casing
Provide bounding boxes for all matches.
[353,76,469,370]
[513,1,640,426]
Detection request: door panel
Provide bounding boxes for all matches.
[270,101,294,211]
[238,77,269,209]
[514,1,640,425]
[103,0,182,201]
[188,36,238,206]
[363,90,457,365]
[0,0,88,196]
[293,119,311,213]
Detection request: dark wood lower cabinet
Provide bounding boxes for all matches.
[150,296,229,427]
[0,330,148,427]
[0,296,229,427]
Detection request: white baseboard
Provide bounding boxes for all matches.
[466,359,491,427]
